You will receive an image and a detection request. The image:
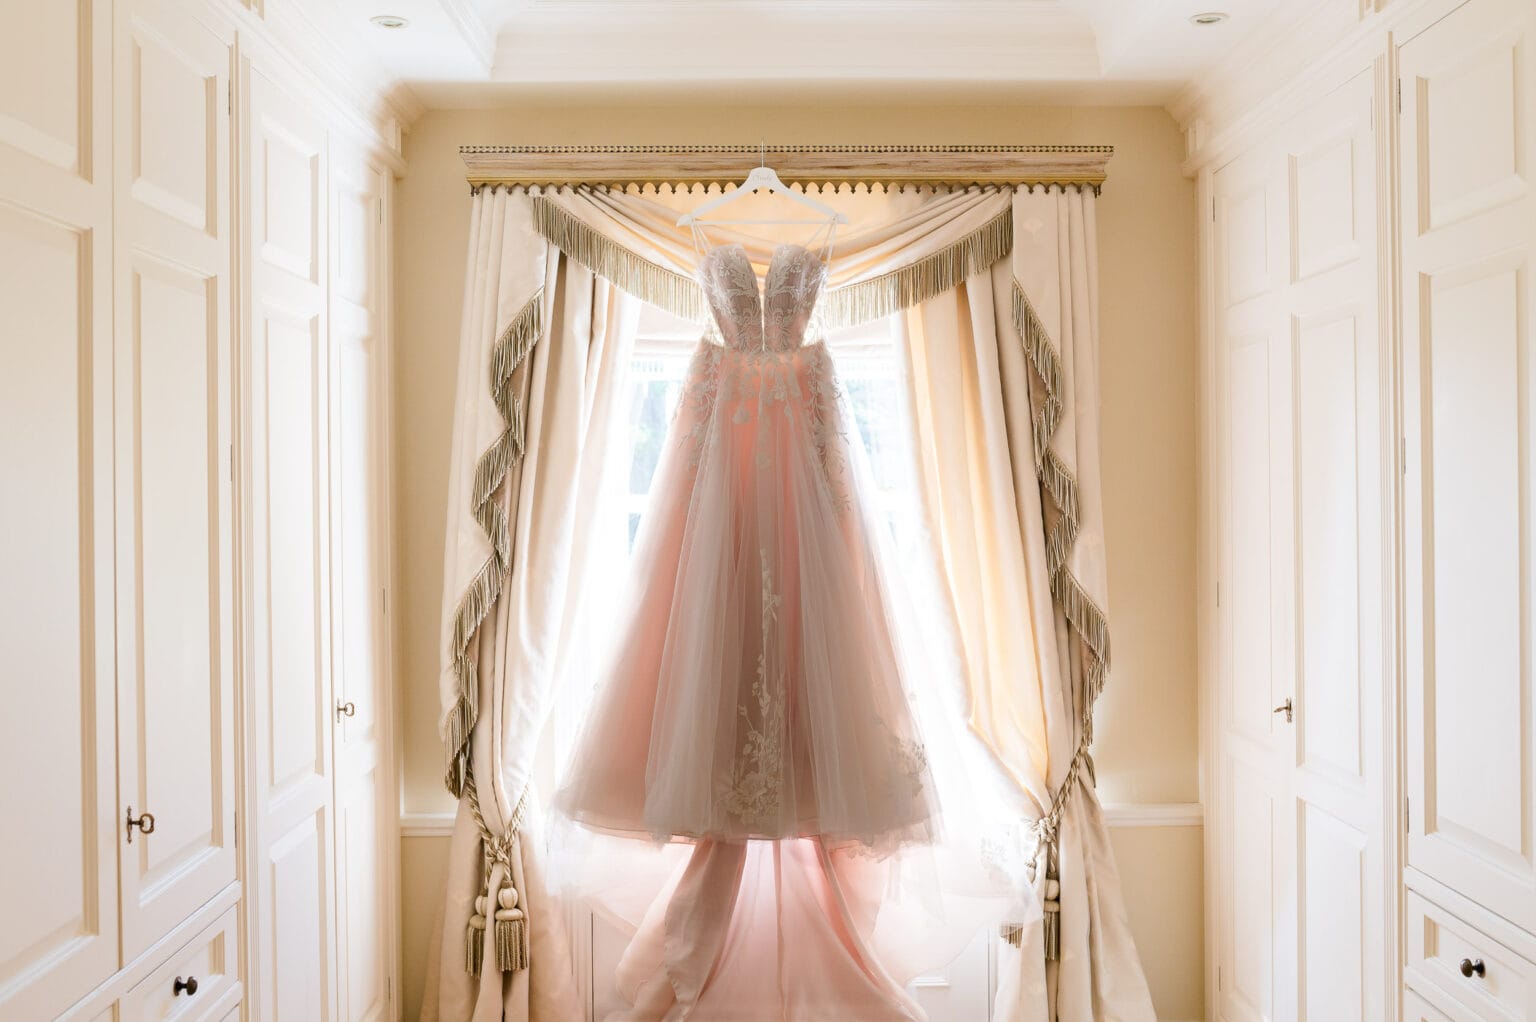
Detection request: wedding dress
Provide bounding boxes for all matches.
[554,241,1033,1020]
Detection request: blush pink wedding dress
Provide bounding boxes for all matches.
[555,242,1014,1020]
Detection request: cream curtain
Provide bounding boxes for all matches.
[898,188,1154,1020]
[423,188,639,1021]
[431,180,1150,1021]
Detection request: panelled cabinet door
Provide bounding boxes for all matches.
[242,59,339,1022]
[1278,66,1386,1022]
[112,0,237,961]
[0,2,119,1017]
[1401,0,1536,932]
[1211,142,1295,1022]
[329,151,394,1022]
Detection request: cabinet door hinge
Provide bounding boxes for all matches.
[1211,196,1216,222]
[1396,78,1402,114]
[1405,797,1411,833]
[227,81,232,117]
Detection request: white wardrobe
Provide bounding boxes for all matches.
[0,1,401,1019]
[1188,0,1536,1017]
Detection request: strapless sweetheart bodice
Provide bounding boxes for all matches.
[696,243,826,352]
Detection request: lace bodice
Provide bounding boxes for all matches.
[697,244,826,351]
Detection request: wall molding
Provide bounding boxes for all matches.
[399,802,1203,839]
[401,812,457,838]
[1101,802,1204,829]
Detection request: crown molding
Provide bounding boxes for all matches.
[459,143,1113,189]
[1168,0,1448,173]
[438,0,497,72]
[1167,0,1355,143]
[238,0,423,153]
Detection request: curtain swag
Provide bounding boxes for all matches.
[529,194,1016,331]
[820,207,1011,328]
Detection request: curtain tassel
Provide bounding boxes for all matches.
[495,911,529,972]
[465,911,486,976]
[999,877,1060,956]
[468,884,529,975]
[1041,875,1062,961]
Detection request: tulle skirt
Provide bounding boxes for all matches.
[551,338,1038,1019]
[555,340,937,849]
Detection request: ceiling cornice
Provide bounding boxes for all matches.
[1167,0,1355,150]
[438,0,496,71]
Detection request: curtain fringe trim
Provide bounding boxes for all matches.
[531,196,708,322]
[1013,276,1113,961]
[443,291,543,798]
[819,207,1013,329]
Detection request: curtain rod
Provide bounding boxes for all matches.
[459,144,1113,191]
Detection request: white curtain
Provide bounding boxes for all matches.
[429,180,1151,1021]
[422,188,639,1021]
[898,188,1154,1020]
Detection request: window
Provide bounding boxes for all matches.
[619,304,916,549]
[543,302,920,793]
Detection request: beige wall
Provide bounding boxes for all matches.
[394,101,1202,1020]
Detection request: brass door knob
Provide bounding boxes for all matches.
[1272,699,1294,724]
[336,700,356,720]
[125,807,155,843]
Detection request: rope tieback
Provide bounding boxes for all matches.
[463,769,533,975]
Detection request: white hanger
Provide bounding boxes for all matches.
[677,143,849,228]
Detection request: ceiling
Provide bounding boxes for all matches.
[334,0,1296,111]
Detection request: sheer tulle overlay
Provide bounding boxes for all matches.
[553,244,1035,1019]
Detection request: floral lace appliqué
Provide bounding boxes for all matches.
[723,549,787,829]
